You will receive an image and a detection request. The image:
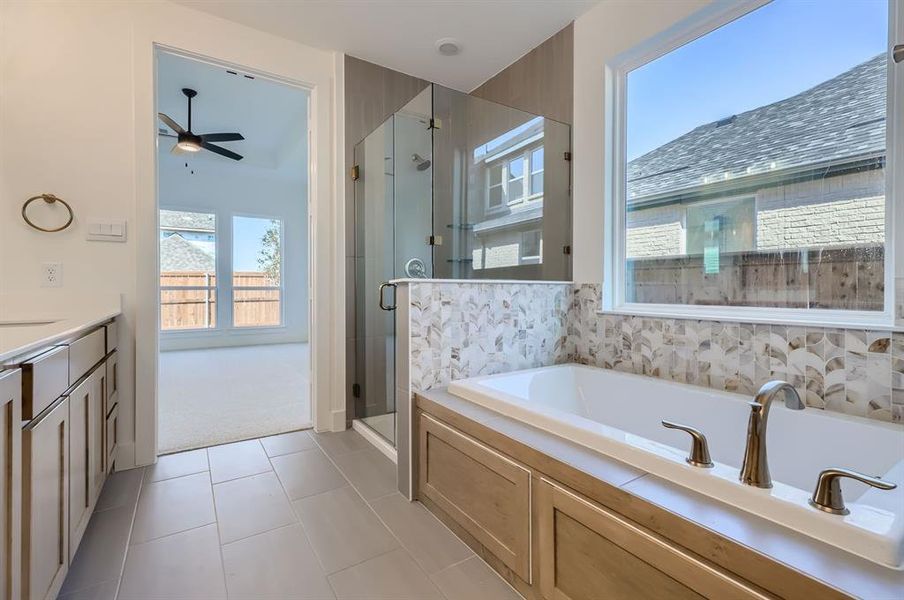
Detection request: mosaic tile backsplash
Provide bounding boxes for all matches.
[570,284,904,423]
[408,282,571,391]
[407,281,904,424]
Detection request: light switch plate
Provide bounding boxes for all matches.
[86,218,127,242]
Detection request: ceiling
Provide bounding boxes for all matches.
[157,51,308,173]
[172,0,598,91]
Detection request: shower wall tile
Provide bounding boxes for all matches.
[408,281,570,392]
[568,283,903,425]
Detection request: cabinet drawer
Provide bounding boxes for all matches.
[21,346,69,420]
[68,328,105,385]
[1,369,22,600]
[535,478,767,600]
[418,413,531,581]
[105,402,118,473]
[22,397,69,600]
[104,321,118,353]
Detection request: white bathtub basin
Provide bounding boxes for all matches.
[447,364,904,569]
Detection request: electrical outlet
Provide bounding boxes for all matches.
[42,262,63,288]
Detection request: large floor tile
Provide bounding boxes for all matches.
[271,448,347,500]
[328,548,443,600]
[130,472,216,544]
[332,447,397,501]
[370,494,472,574]
[222,524,335,599]
[295,486,398,573]
[261,429,317,457]
[431,556,522,600]
[213,471,297,544]
[145,448,208,482]
[208,439,272,483]
[60,505,133,595]
[311,429,371,458]
[58,579,118,600]
[119,524,227,600]
[94,467,143,512]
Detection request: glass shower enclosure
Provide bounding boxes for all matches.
[353,85,571,446]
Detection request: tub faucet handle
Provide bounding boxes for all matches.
[809,467,897,516]
[662,420,714,468]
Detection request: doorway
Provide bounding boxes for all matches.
[155,49,312,453]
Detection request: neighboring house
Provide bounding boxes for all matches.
[159,209,216,272]
[470,116,546,270]
[626,54,886,259]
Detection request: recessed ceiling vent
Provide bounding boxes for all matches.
[435,38,461,56]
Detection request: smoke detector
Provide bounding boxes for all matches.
[435,38,461,56]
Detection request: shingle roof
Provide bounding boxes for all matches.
[160,210,215,232]
[627,54,886,202]
[159,234,215,272]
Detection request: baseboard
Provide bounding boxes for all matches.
[113,441,139,471]
[330,408,346,432]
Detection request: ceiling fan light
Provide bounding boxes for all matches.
[176,140,201,152]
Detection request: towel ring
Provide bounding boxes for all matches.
[22,194,74,233]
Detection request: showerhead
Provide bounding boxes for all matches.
[411,153,431,171]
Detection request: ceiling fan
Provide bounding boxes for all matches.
[158,88,245,161]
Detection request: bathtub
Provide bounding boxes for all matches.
[447,363,904,569]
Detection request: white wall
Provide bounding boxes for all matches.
[158,143,309,350]
[0,0,341,468]
[572,0,710,283]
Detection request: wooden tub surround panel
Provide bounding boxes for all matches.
[414,388,903,600]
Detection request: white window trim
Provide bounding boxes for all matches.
[603,0,903,330]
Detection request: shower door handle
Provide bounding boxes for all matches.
[379,282,397,311]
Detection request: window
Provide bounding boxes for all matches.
[530,147,544,196]
[609,0,900,322]
[488,163,505,208]
[232,216,283,327]
[159,209,217,330]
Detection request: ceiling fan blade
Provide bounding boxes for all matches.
[158,131,177,138]
[158,112,185,134]
[200,132,244,142]
[202,142,243,161]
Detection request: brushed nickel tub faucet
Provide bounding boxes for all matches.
[739,381,805,488]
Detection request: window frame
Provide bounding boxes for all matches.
[603,0,903,329]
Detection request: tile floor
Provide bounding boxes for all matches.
[158,343,311,453]
[59,428,521,600]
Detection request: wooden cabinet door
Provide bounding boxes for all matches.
[22,397,69,600]
[92,365,107,501]
[418,413,531,581]
[67,374,93,561]
[0,370,22,600]
[535,478,767,600]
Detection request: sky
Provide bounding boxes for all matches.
[233,216,278,271]
[626,0,889,161]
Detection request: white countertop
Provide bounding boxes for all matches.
[0,292,121,363]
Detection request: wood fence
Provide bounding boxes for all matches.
[160,271,281,330]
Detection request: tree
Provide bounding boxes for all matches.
[257,220,281,285]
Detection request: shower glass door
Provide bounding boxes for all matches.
[354,87,433,446]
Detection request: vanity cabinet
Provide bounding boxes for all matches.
[12,319,119,600]
[418,413,532,581]
[0,370,22,600]
[22,397,69,600]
